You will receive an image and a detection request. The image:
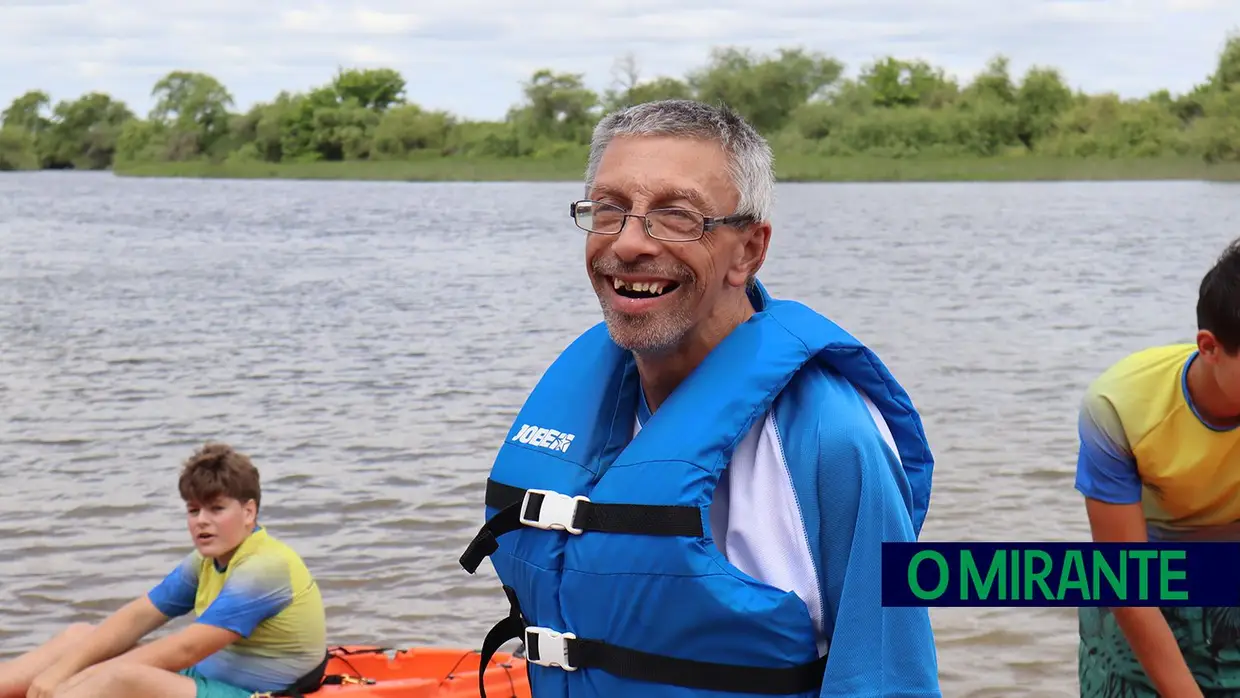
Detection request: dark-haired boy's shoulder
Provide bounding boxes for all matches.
[1085,343,1197,417]
[1096,343,1196,383]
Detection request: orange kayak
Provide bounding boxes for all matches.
[308,645,530,698]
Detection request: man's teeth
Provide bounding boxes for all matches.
[612,278,670,295]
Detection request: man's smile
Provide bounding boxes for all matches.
[604,274,683,313]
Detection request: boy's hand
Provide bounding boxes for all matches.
[52,662,109,697]
[26,661,78,698]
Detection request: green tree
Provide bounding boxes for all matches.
[507,69,600,154]
[331,67,407,110]
[2,90,52,133]
[40,92,134,169]
[688,47,843,134]
[148,70,234,158]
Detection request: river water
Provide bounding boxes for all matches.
[1,171,1237,696]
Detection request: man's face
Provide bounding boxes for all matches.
[583,135,763,355]
[185,495,255,563]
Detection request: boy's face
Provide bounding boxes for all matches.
[185,495,256,563]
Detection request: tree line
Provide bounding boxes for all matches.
[1,33,1238,173]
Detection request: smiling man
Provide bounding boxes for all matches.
[460,99,941,697]
[0,443,327,698]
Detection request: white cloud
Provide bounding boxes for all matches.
[342,44,400,65]
[1164,0,1225,11]
[280,8,332,32]
[1035,1,1144,22]
[0,0,1236,121]
[76,61,104,78]
[352,10,423,35]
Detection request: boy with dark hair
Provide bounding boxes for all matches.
[1076,238,1240,697]
[0,443,327,698]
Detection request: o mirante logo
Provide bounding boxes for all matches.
[880,542,1230,607]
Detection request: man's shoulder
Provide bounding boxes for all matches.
[772,361,901,461]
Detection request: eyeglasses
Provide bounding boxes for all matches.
[570,199,752,242]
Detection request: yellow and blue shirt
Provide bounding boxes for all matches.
[147,526,327,692]
[1075,343,1240,541]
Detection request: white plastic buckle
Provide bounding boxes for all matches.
[520,489,588,535]
[525,626,577,671]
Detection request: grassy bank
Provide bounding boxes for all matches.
[112,156,588,182]
[110,154,1240,184]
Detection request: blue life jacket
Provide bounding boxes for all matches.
[460,281,934,697]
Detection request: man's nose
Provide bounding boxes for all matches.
[610,214,662,261]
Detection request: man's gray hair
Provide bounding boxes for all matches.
[583,100,775,222]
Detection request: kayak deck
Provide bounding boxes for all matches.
[312,645,530,698]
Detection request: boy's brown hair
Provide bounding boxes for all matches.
[179,442,262,514]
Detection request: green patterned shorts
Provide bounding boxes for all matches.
[1079,606,1240,696]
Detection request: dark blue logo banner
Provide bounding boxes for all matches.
[881,542,1240,607]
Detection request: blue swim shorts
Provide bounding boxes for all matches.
[178,666,255,698]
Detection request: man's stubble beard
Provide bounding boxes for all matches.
[596,293,696,356]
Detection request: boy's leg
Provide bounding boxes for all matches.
[0,624,95,698]
[178,668,255,698]
[54,664,206,698]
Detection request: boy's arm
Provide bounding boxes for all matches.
[51,597,171,676]
[30,557,195,693]
[1075,390,1203,697]
[108,620,241,672]
[115,552,297,672]
[814,416,941,698]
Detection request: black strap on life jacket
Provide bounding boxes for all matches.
[474,584,829,698]
[459,479,704,574]
[476,585,530,698]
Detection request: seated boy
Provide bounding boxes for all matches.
[0,442,327,698]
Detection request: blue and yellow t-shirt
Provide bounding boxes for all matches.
[1075,343,1240,541]
[147,526,326,692]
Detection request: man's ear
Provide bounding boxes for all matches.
[726,221,771,288]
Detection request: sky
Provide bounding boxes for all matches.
[0,0,1237,122]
